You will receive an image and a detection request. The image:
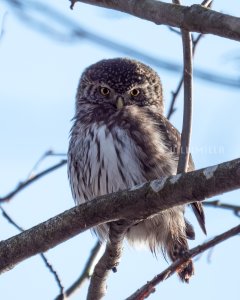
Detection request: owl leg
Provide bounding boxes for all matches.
[166,232,194,283]
[185,218,195,240]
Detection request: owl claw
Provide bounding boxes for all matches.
[178,259,194,283]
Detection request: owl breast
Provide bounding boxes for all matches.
[68,105,178,205]
[68,123,148,203]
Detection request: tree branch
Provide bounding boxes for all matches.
[0,159,67,203]
[204,200,240,217]
[5,1,240,88]
[177,29,192,172]
[0,158,239,274]
[71,0,240,42]
[167,33,204,120]
[126,223,240,300]
[87,221,132,300]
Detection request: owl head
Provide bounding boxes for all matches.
[76,58,164,113]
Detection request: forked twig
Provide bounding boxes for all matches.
[167,0,213,120]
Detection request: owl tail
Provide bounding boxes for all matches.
[166,233,194,283]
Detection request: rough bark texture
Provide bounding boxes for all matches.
[72,0,240,42]
[0,158,240,274]
[87,221,132,300]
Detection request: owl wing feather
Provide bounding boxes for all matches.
[147,110,206,234]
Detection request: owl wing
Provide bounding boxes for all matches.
[147,110,206,234]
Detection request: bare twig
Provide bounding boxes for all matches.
[204,200,240,217]
[26,150,66,180]
[0,158,239,275]
[167,33,204,120]
[0,206,64,297]
[0,206,24,232]
[177,29,193,172]
[0,159,67,203]
[126,224,240,300]
[168,26,181,35]
[55,242,103,300]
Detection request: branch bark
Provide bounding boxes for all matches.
[71,0,240,42]
[0,158,240,274]
[177,29,192,172]
[87,221,132,300]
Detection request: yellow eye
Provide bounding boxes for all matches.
[130,89,140,97]
[100,87,110,96]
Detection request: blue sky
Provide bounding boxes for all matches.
[0,1,239,299]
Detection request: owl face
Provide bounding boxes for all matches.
[77,58,163,111]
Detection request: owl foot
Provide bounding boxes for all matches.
[177,259,194,283]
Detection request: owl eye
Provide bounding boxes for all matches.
[130,89,140,97]
[100,87,110,96]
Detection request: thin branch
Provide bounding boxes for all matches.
[125,224,240,300]
[72,0,240,42]
[0,158,239,274]
[0,206,24,232]
[0,159,67,203]
[26,150,66,180]
[55,242,103,300]
[40,254,64,298]
[204,200,240,217]
[87,221,132,300]
[177,29,193,173]
[167,33,204,120]
[0,206,64,297]
[168,26,181,35]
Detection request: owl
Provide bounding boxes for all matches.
[68,58,206,282]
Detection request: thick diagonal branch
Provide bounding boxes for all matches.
[0,158,239,274]
[72,0,240,42]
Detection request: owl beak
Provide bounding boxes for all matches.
[116,96,124,109]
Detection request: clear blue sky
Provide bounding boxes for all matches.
[0,1,239,299]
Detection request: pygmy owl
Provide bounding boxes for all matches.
[68,58,206,282]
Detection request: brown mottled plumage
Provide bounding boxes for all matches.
[68,58,206,282]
